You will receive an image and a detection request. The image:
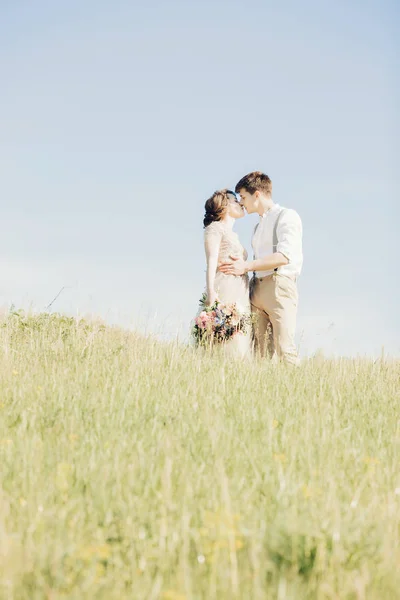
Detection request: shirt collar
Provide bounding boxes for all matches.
[261,203,280,219]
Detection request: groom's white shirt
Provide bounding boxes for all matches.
[252,203,303,279]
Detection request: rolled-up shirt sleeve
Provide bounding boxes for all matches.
[276,209,302,263]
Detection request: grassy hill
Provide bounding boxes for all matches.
[0,311,399,599]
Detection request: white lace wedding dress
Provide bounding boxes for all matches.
[203,221,252,357]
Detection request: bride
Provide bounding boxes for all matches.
[201,189,252,357]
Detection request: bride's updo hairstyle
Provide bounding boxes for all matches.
[203,189,234,228]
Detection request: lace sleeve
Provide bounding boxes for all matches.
[204,222,223,260]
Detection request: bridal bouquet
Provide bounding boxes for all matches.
[192,294,251,346]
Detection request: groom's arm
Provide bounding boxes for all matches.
[219,209,301,276]
[247,253,289,272]
[219,253,288,276]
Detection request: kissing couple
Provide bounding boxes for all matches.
[196,171,303,365]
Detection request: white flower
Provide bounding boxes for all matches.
[350,499,358,508]
[197,554,205,564]
[395,487,400,496]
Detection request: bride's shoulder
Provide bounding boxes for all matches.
[204,221,226,236]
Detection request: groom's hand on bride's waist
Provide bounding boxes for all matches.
[218,256,248,276]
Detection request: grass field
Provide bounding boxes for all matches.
[0,310,399,599]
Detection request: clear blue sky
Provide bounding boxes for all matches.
[0,0,398,356]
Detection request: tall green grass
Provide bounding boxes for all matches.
[0,310,399,599]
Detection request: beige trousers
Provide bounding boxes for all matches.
[251,273,299,365]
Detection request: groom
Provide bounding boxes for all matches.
[219,171,303,365]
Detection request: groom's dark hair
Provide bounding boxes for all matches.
[235,171,272,196]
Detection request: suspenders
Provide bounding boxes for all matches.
[251,208,287,281]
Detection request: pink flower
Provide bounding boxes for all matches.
[199,311,208,319]
[195,316,206,329]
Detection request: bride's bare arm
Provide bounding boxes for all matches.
[204,225,222,305]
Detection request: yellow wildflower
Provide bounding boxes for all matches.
[363,456,380,466]
[273,453,287,464]
[302,484,313,499]
[77,544,111,561]
[301,484,322,499]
